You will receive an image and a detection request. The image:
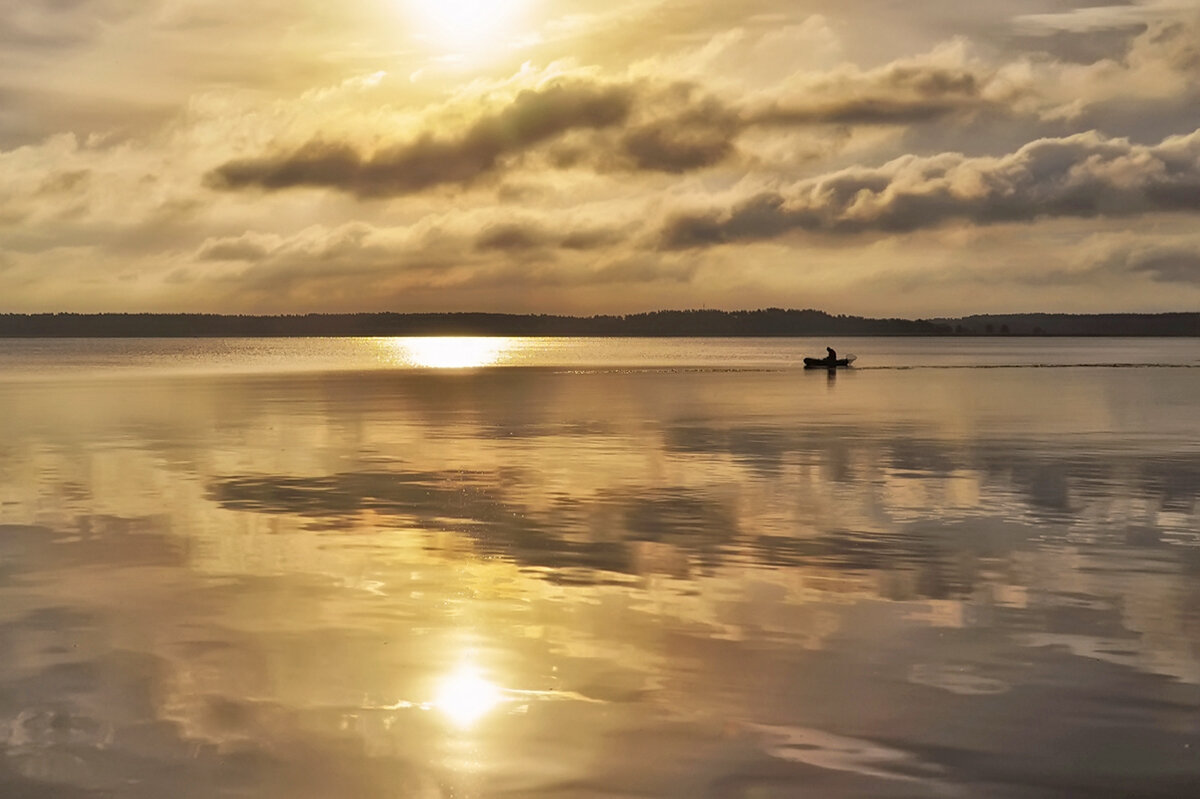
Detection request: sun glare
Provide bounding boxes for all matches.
[433,665,503,728]
[392,337,511,369]
[403,0,532,55]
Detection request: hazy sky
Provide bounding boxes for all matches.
[3,0,1199,316]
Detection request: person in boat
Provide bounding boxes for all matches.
[825,346,837,363]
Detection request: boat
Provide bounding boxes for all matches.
[803,354,856,369]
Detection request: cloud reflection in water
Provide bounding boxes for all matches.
[2,352,1200,797]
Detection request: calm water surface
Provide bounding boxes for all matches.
[1,337,1198,798]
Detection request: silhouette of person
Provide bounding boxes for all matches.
[826,346,837,363]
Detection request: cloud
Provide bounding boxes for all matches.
[208,40,1043,199]
[561,226,622,250]
[1014,1,1196,34]
[209,76,749,195]
[618,93,741,172]
[1129,248,1200,282]
[0,0,141,50]
[1022,14,1200,137]
[7,3,1200,315]
[475,223,548,251]
[196,232,283,262]
[474,219,623,253]
[658,128,1200,248]
[170,213,688,312]
[1091,237,1200,283]
[208,80,634,197]
[745,48,1016,126]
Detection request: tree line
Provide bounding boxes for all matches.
[0,309,1195,337]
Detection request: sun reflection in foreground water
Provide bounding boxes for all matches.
[433,664,503,728]
[388,337,513,369]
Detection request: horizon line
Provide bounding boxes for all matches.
[3,308,1198,320]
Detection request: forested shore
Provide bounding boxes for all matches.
[1,309,1196,337]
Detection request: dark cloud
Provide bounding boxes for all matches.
[755,96,974,125]
[660,193,800,249]
[475,221,622,253]
[208,81,634,197]
[561,226,621,250]
[659,128,1200,248]
[618,91,742,172]
[475,223,549,251]
[35,169,91,195]
[178,219,668,311]
[209,58,1034,199]
[749,64,999,125]
[1135,15,1200,74]
[1006,25,1146,64]
[196,233,276,262]
[612,63,1011,173]
[619,119,737,173]
[1117,246,1200,284]
[1025,17,1200,147]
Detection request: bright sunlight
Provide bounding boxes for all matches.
[390,337,512,368]
[433,664,503,728]
[403,0,532,55]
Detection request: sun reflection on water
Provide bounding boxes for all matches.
[387,337,513,369]
[433,664,504,728]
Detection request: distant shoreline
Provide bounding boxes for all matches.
[1,310,1197,337]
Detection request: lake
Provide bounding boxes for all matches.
[1,337,1198,798]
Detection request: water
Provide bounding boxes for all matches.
[0,337,1198,798]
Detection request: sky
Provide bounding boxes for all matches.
[2,0,1199,317]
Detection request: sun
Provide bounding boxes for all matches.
[402,0,533,56]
